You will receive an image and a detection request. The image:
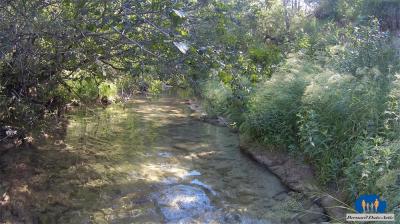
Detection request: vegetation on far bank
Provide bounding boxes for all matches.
[195,0,400,212]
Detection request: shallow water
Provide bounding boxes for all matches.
[34,96,321,223]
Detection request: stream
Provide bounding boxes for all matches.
[31,95,326,224]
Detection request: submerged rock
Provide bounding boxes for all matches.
[155,185,212,221]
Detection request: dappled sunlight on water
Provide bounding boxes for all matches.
[28,96,321,223]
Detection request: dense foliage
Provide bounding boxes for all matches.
[2,0,400,215]
[0,0,193,129]
[194,0,400,211]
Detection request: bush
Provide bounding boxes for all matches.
[242,54,399,192]
[99,82,118,99]
[241,58,319,147]
[201,77,233,117]
[332,20,397,75]
[345,140,400,212]
[249,44,282,76]
[224,75,252,123]
[298,69,391,183]
[201,67,253,125]
[346,140,400,193]
[115,74,168,96]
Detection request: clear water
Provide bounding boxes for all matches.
[34,96,315,223]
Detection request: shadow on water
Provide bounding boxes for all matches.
[1,94,326,224]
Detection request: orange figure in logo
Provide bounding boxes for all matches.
[362,200,366,213]
[374,199,379,212]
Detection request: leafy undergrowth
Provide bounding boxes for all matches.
[242,64,400,213]
[200,20,400,214]
[203,61,400,214]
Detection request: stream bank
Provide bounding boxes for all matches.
[187,99,348,223]
[239,136,347,223]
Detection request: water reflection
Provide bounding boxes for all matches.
[33,96,323,223]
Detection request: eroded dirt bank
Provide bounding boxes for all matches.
[239,135,348,223]
[187,99,348,223]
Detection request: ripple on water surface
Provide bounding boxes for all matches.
[34,96,326,223]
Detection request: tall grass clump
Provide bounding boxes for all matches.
[242,55,400,202]
[241,58,319,147]
[298,68,392,184]
[296,21,400,186]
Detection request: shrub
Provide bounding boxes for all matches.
[241,58,319,147]
[332,20,397,75]
[298,68,391,183]
[201,67,253,125]
[201,77,233,117]
[147,79,163,95]
[249,44,283,76]
[345,140,400,212]
[224,75,253,123]
[99,82,118,99]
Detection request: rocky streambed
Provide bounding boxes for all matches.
[1,96,330,223]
